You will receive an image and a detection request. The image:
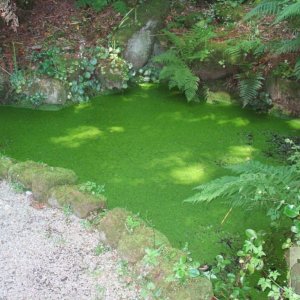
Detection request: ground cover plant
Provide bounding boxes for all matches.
[0,84,299,272]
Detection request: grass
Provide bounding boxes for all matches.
[0,84,299,265]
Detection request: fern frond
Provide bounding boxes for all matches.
[153,50,184,66]
[226,39,263,60]
[275,36,300,54]
[295,57,300,79]
[185,160,300,208]
[235,72,264,106]
[244,0,280,20]
[275,2,300,23]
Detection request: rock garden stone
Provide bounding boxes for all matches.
[48,185,106,218]
[31,167,77,201]
[124,20,158,70]
[117,226,170,264]
[25,77,67,105]
[97,208,133,248]
[0,156,15,179]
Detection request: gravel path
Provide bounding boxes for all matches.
[0,181,141,300]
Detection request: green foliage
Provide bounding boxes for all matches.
[295,58,300,79]
[79,181,105,197]
[235,72,265,107]
[186,159,300,213]
[155,52,200,102]
[275,1,300,23]
[76,0,129,14]
[244,1,280,20]
[31,45,130,103]
[154,23,215,102]
[245,0,300,79]
[225,39,265,61]
[275,37,300,55]
[125,215,141,233]
[10,69,46,107]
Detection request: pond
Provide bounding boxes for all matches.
[1,84,300,263]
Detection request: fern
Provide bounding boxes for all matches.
[295,57,300,79]
[156,51,199,102]
[154,24,214,102]
[244,0,280,20]
[185,160,300,209]
[235,72,264,106]
[275,36,300,54]
[275,1,300,23]
[226,39,263,60]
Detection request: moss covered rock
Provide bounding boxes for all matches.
[165,278,213,300]
[0,156,16,179]
[48,185,106,218]
[117,226,170,264]
[8,161,48,188]
[31,167,77,201]
[97,208,133,248]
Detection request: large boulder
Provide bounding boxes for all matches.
[266,77,300,117]
[8,161,48,188]
[8,161,77,200]
[31,167,77,201]
[97,208,135,248]
[48,185,106,218]
[117,226,170,264]
[165,278,214,300]
[25,77,67,105]
[124,20,158,70]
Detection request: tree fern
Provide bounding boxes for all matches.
[185,160,300,209]
[235,72,264,106]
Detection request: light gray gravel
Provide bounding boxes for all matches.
[0,181,141,300]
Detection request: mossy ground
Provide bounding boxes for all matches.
[0,85,299,268]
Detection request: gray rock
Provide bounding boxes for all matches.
[193,62,237,81]
[266,77,300,117]
[26,77,67,105]
[124,20,158,70]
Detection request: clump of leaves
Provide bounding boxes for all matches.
[79,181,105,197]
[154,22,215,102]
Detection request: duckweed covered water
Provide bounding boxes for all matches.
[1,84,299,262]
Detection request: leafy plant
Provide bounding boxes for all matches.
[154,22,215,102]
[245,0,300,79]
[79,181,105,197]
[235,72,265,107]
[125,215,141,233]
[76,0,128,14]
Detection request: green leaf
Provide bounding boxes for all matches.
[284,204,300,218]
[189,268,200,278]
[246,229,257,240]
[84,72,91,79]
